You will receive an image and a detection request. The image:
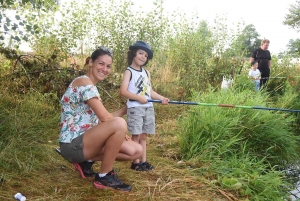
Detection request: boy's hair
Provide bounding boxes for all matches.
[127,49,149,66]
[261,39,270,45]
[251,60,258,66]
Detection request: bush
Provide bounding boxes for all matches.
[177,87,299,165]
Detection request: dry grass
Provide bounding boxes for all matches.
[0,103,232,201]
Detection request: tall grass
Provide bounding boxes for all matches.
[0,88,59,173]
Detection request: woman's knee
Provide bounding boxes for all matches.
[135,143,143,158]
[128,142,143,160]
[112,117,127,131]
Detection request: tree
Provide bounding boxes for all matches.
[0,0,58,47]
[283,1,300,31]
[235,24,261,57]
[286,38,300,56]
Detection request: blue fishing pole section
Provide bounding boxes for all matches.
[147,99,300,113]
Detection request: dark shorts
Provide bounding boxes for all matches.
[59,135,85,163]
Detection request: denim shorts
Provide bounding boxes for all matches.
[59,134,85,163]
[127,106,155,135]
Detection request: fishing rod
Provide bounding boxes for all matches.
[261,76,300,79]
[148,99,300,113]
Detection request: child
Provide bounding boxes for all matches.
[248,60,261,91]
[120,41,169,171]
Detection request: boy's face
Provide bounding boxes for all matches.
[252,62,258,69]
[132,49,148,66]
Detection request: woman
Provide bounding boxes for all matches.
[58,47,142,192]
[250,39,271,87]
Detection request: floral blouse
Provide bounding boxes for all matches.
[59,75,101,143]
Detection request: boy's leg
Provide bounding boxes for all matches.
[139,133,147,163]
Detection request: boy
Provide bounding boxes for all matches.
[249,60,261,91]
[120,41,169,171]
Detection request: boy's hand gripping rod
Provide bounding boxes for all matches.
[147,99,300,113]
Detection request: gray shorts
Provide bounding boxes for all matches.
[59,135,85,163]
[127,106,155,135]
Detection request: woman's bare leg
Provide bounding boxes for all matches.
[91,140,143,161]
[116,140,143,161]
[82,117,126,173]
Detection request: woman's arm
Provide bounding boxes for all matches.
[72,77,115,122]
[87,98,114,122]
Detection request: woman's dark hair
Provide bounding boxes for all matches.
[83,56,91,72]
[127,49,149,66]
[251,60,258,66]
[84,56,91,66]
[90,47,113,62]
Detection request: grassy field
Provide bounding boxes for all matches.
[0,89,234,201]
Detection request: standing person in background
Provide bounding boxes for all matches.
[120,41,169,171]
[248,61,261,92]
[250,39,271,88]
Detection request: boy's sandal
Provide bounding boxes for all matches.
[130,162,148,171]
[142,161,155,170]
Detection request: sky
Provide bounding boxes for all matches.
[19,0,299,54]
[131,0,299,54]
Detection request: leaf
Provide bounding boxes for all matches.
[15,15,21,20]
[19,22,24,26]
[33,24,39,30]
[12,23,18,30]
[26,25,31,31]
[245,187,252,195]
[14,36,21,41]
[23,35,28,42]
[4,24,9,32]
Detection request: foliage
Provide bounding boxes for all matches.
[283,0,300,31]
[176,85,300,199]
[0,0,58,47]
[0,87,59,172]
[177,87,299,165]
[27,0,169,71]
[286,38,300,56]
[233,24,261,57]
[210,155,291,200]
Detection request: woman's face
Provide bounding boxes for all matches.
[90,54,112,81]
[261,42,269,50]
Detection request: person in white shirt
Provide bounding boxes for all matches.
[248,61,261,91]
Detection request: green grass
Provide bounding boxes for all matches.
[0,88,228,201]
